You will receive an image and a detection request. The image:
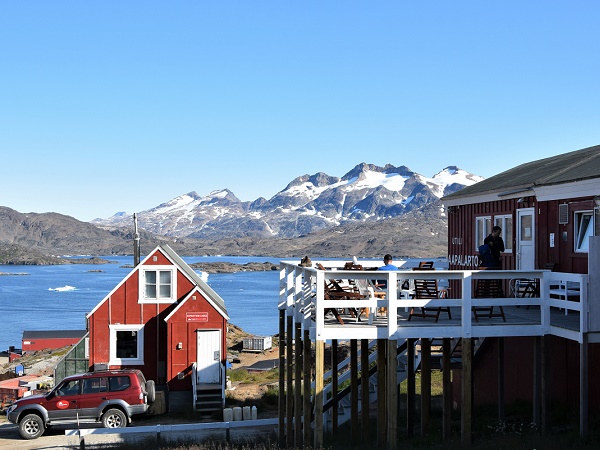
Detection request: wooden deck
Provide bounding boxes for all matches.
[279,260,589,343]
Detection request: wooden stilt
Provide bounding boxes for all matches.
[386,339,398,450]
[461,337,472,446]
[377,339,387,448]
[442,338,452,440]
[278,310,285,447]
[286,316,294,448]
[541,335,550,434]
[533,337,541,427]
[361,339,370,442]
[351,339,359,441]
[331,339,338,433]
[421,338,431,436]
[315,339,325,449]
[580,333,589,440]
[303,329,312,448]
[406,338,415,437]
[294,322,302,448]
[498,337,505,421]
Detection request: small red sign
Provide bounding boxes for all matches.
[186,312,209,322]
[57,400,70,410]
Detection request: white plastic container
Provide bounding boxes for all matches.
[251,405,257,420]
[232,406,242,421]
[242,406,251,420]
[223,408,233,422]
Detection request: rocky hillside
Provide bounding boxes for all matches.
[0,202,447,263]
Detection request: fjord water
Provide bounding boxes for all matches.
[0,256,280,351]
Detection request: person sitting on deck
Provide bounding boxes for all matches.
[376,254,399,289]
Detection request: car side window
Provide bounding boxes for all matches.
[58,379,81,396]
[83,377,108,394]
[109,376,131,392]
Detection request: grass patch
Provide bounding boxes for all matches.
[228,368,279,384]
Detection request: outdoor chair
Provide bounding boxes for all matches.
[408,277,451,322]
[472,277,506,322]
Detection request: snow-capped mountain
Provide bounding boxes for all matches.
[92,163,483,239]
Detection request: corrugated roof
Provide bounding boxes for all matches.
[160,245,229,317]
[22,330,87,340]
[443,144,600,201]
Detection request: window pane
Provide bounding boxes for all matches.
[505,218,513,250]
[577,213,593,252]
[159,271,171,284]
[159,284,171,298]
[520,215,532,241]
[476,219,484,247]
[158,271,172,298]
[116,330,138,358]
[145,284,156,298]
[145,271,156,284]
[109,376,131,392]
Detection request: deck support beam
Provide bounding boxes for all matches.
[303,329,312,447]
[361,339,370,442]
[442,338,452,440]
[580,333,589,440]
[498,337,505,421]
[314,339,325,449]
[406,338,415,437]
[533,336,541,428]
[331,339,338,433]
[386,339,398,450]
[461,337,472,446]
[294,322,302,448]
[286,316,293,448]
[351,339,359,441]
[377,339,387,448]
[278,309,285,447]
[421,338,431,436]
[541,335,551,434]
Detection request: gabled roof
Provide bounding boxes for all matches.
[159,244,229,317]
[22,330,87,340]
[442,144,600,203]
[87,244,228,318]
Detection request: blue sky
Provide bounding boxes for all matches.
[1,1,599,222]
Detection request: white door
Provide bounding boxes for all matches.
[516,208,535,270]
[196,330,222,384]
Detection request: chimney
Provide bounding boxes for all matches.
[133,213,140,267]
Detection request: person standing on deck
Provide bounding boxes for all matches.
[484,226,505,269]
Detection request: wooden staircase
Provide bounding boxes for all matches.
[195,385,224,414]
[323,339,420,430]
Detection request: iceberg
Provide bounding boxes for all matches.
[49,285,77,292]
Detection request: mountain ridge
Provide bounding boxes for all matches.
[92,163,482,240]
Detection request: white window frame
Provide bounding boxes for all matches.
[109,324,144,366]
[574,210,594,253]
[494,214,513,253]
[475,216,492,251]
[139,266,177,304]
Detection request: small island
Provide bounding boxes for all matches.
[189,261,278,274]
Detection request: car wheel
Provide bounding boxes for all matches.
[146,380,156,404]
[19,414,45,440]
[101,408,127,428]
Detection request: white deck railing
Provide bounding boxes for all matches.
[279,260,589,344]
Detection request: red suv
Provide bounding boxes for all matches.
[6,369,155,439]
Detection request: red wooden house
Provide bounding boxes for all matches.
[442,144,600,412]
[21,330,87,353]
[86,245,229,412]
